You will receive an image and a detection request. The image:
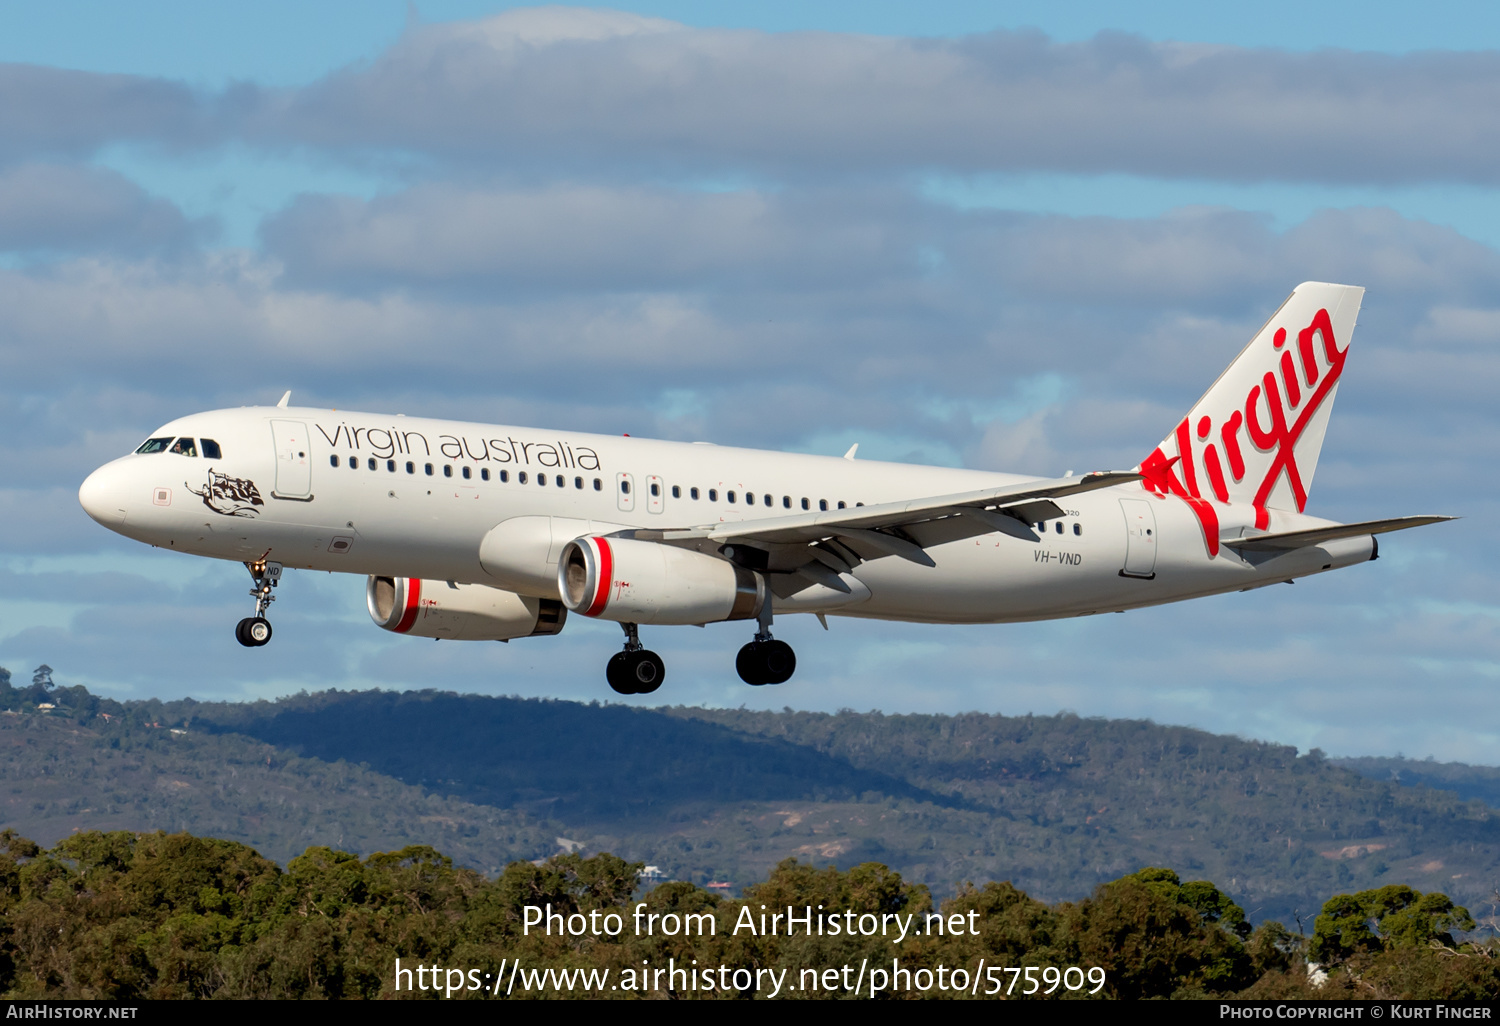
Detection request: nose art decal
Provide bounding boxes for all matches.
[189,469,266,518]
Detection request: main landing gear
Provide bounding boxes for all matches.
[235,554,282,648]
[736,603,796,686]
[606,622,665,695]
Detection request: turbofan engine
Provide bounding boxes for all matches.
[558,536,765,625]
[366,576,567,641]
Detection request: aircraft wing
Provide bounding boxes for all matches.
[1221,515,1457,553]
[638,471,1141,572]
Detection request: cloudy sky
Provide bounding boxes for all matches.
[2,1,1498,763]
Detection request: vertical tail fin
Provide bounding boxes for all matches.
[1138,282,1365,556]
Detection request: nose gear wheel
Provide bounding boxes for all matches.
[236,554,282,648]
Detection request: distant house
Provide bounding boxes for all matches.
[36,703,55,711]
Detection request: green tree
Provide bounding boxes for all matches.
[1310,886,1474,963]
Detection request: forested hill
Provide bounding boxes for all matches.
[5,673,1498,925]
[1336,756,1500,810]
[179,689,1500,923]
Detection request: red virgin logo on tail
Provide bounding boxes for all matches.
[1140,308,1347,557]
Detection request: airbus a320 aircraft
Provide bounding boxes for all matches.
[79,283,1450,695]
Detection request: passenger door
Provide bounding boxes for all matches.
[1119,498,1157,578]
[270,420,313,500]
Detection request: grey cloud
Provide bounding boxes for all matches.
[260,183,926,293]
[0,164,201,254]
[249,10,1500,184]
[0,64,211,161]
[5,15,1500,188]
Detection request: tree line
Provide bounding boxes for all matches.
[0,828,1493,1000]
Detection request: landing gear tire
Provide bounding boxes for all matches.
[737,639,795,686]
[235,554,282,648]
[236,616,272,648]
[606,649,665,695]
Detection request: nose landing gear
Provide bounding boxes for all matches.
[236,554,282,648]
[737,602,795,686]
[606,622,665,695]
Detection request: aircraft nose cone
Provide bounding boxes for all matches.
[79,463,130,527]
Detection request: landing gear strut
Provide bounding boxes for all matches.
[235,554,282,648]
[606,622,665,695]
[737,602,795,686]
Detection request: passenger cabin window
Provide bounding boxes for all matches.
[201,439,222,460]
[783,496,791,508]
[620,480,630,494]
[728,491,737,503]
[671,485,680,498]
[819,499,828,511]
[801,498,809,510]
[837,501,846,509]
[1056,522,1064,534]
[709,489,718,501]
[425,463,434,476]
[406,461,415,474]
[500,470,510,482]
[329,455,339,468]
[368,458,377,471]
[592,478,601,490]
[576,477,584,489]
[1073,523,1081,536]
[481,468,490,481]
[169,438,198,457]
[556,475,564,487]
[519,471,528,484]
[690,487,700,500]
[746,492,754,505]
[348,456,358,469]
[387,460,396,472]
[462,466,471,480]
[765,495,773,507]
[135,437,174,455]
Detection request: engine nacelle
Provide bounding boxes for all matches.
[366,576,567,641]
[558,537,765,625]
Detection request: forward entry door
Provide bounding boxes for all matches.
[270,420,313,500]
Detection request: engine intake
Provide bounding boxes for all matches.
[558,536,764,625]
[367,576,566,641]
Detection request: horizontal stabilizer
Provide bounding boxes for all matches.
[1222,515,1456,553]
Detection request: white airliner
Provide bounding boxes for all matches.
[79,282,1449,694]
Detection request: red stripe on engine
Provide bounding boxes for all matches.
[394,578,422,633]
[584,538,612,617]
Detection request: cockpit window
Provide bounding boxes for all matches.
[201,439,222,460]
[168,437,198,457]
[135,437,174,454]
